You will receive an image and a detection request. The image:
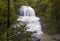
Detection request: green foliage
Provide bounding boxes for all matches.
[7,24,32,41]
[0,0,18,40]
[0,0,7,39]
[0,0,60,41]
[51,0,60,33]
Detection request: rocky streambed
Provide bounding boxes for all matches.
[32,33,59,41]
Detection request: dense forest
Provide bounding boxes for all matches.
[0,0,60,41]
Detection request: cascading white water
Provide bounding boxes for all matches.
[17,6,43,35]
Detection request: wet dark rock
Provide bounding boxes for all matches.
[36,38,41,41]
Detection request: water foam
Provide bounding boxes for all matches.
[17,6,43,34]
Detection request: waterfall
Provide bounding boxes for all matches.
[17,6,43,35]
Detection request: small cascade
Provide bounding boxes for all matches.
[17,6,43,35]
